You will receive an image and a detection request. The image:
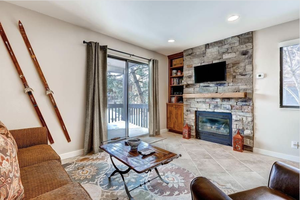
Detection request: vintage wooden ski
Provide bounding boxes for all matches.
[18,21,71,142]
[0,23,54,144]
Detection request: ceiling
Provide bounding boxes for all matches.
[10,1,300,55]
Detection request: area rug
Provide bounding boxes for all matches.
[63,152,237,200]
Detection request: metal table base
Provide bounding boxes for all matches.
[108,155,169,200]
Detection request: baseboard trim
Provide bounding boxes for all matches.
[160,129,168,133]
[253,148,299,163]
[59,149,84,160]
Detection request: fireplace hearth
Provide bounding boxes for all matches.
[196,111,232,146]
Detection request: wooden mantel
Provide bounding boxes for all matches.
[183,92,247,99]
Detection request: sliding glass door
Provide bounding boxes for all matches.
[128,61,149,137]
[107,58,127,140]
[107,57,149,139]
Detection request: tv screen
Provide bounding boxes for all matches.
[194,61,226,83]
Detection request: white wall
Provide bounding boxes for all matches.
[0,2,168,156]
[253,20,300,161]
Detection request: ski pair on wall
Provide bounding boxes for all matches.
[0,21,71,143]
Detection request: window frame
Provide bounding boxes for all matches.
[279,44,300,109]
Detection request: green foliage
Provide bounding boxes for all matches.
[107,62,149,105]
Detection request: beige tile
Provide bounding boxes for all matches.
[186,149,213,160]
[256,170,271,180]
[239,159,273,173]
[201,172,244,192]
[182,143,206,150]
[61,156,79,164]
[207,149,235,159]
[194,159,226,173]
[164,144,190,159]
[172,158,202,176]
[231,172,268,190]
[158,131,298,194]
[278,160,300,168]
[216,159,252,172]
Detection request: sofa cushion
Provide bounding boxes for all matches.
[30,182,92,200]
[18,144,61,168]
[0,122,24,200]
[21,160,71,200]
[10,127,48,149]
[229,186,294,200]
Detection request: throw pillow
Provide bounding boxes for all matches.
[0,122,24,199]
[0,121,18,152]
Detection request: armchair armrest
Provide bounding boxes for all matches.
[191,177,232,200]
[268,161,299,200]
[10,127,48,149]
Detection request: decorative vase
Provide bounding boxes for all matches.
[233,129,244,152]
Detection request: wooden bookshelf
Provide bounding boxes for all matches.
[168,52,184,104]
[167,52,184,134]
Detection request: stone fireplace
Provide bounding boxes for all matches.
[196,111,232,146]
[183,32,254,150]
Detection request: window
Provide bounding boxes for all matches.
[280,44,300,108]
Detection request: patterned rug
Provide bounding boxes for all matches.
[63,152,237,200]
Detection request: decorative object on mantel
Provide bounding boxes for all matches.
[233,125,244,152]
[183,92,247,99]
[183,124,191,139]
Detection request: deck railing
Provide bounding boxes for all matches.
[107,104,149,128]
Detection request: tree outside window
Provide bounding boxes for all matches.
[280,44,300,108]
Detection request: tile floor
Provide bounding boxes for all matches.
[62,131,299,194]
[148,132,299,192]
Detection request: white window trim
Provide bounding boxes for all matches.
[278,38,300,48]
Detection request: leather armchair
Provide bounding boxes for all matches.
[191,161,299,200]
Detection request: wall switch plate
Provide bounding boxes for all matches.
[256,73,265,79]
[291,141,299,149]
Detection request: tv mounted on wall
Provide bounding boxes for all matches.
[194,61,226,83]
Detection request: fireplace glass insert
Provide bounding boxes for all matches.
[196,111,232,146]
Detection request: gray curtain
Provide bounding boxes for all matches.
[83,42,108,155]
[149,59,160,136]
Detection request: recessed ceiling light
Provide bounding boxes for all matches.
[168,39,175,43]
[228,15,239,22]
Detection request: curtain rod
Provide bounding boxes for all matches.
[83,40,151,61]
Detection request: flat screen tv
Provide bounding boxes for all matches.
[194,61,226,83]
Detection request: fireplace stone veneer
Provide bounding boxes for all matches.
[183,32,254,150]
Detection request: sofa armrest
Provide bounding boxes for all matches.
[10,127,48,149]
[190,177,232,200]
[268,161,299,200]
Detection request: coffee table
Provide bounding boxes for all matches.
[100,141,180,199]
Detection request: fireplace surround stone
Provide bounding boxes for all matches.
[183,32,254,150]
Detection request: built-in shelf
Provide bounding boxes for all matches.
[171,84,184,87]
[170,75,184,78]
[170,95,183,97]
[170,65,184,69]
[183,92,247,99]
